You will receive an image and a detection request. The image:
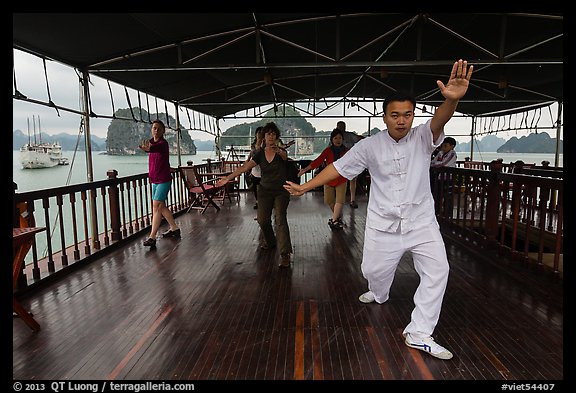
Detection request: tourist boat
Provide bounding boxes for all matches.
[20,141,68,168]
[19,116,69,169]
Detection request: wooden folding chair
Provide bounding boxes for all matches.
[179,165,222,214]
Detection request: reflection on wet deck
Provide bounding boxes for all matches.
[13,192,563,381]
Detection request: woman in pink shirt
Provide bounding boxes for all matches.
[139,119,180,247]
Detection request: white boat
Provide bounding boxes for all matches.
[19,115,69,169]
[20,142,67,169]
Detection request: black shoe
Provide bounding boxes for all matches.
[260,243,276,250]
[143,237,156,247]
[334,218,344,229]
[350,201,358,208]
[279,253,291,267]
[253,203,258,209]
[162,228,181,238]
[328,218,335,229]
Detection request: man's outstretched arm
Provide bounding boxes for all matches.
[284,163,340,196]
[430,59,473,142]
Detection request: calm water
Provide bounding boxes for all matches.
[13,150,220,192]
[13,150,562,193]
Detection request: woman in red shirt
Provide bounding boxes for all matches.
[298,128,348,229]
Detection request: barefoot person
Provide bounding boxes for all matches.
[284,59,473,360]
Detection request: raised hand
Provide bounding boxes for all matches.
[437,59,473,101]
[139,139,150,152]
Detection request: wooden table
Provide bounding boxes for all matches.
[13,227,45,331]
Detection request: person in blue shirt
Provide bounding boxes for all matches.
[284,59,474,360]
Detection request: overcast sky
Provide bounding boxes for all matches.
[13,49,562,145]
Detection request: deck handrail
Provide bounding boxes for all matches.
[12,162,217,293]
[432,160,563,276]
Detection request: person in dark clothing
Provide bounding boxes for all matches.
[216,122,293,268]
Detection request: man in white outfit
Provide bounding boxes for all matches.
[284,59,473,360]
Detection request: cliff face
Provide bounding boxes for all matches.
[497,132,563,154]
[106,108,197,155]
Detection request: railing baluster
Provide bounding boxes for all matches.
[119,183,127,239]
[107,170,122,242]
[70,192,81,260]
[56,195,68,267]
[81,191,91,256]
[126,181,134,235]
[144,178,151,227]
[100,186,110,247]
[133,179,140,232]
[42,197,56,272]
[90,190,101,251]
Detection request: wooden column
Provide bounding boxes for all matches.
[485,160,503,241]
[107,170,122,241]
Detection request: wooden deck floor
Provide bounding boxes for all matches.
[13,191,563,382]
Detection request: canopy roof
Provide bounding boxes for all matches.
[13,13,563,119]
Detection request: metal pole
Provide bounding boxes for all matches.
[216,119,222,160]
[175,102,182,168]
[81,70,100,250]
[470,116,476,161]
[554,100,562,168]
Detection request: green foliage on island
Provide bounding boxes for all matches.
[221,107,316,143]
[106,108,197,155]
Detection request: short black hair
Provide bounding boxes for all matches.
[330,128,344,144]
[262,122,281,139]
[443,137,456,146]
[383,92,416,115]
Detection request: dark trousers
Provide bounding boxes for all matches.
[256,185,292,255]
[251,175,261,201]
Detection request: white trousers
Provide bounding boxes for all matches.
[361,223,449,338]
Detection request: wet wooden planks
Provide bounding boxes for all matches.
[13,192,563,380]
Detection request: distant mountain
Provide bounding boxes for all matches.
[13,129,106,151]
[455,134,507,153]
[497,132,562,153]
[194,140,215,151]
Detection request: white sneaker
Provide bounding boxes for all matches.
[358,291,376,303]
[404,333,453,360]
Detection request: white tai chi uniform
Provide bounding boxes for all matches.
[333,119,449,338]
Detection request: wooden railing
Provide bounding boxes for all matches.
[13,163,206,293]
[13,158,314,294]
[432,161,563,276]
